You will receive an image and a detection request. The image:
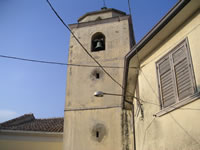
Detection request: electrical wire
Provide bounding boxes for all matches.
[141,97,200,112]
[46,0,124,88]
[45,2,200,148]
[141,117,156,150]
[170,114,200,145]
[0,54,138,69]
[1,50,189,113]
[140,113,200,150]
[139,70,200,112]
[46,0,200,114]
[127,0,144,112]
[46,0,141,104]
[135,91,200,112]
[140,70,159,99]
[127,0,132,16]
[127,0,140,66]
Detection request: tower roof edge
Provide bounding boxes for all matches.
[78,8,126,23]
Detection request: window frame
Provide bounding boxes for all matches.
[155,38,199,116]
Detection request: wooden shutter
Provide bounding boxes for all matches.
[158,56,176,107]
[157,39,196,109]
[172,43,195,100]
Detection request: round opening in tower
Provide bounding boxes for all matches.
[91,123,107,142]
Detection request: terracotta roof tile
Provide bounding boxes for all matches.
[0,114,64,133]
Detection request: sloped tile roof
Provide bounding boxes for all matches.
[0,114,64,132]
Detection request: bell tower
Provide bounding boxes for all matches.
[64,8,135,150]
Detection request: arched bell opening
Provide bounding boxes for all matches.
[91,32,105,52]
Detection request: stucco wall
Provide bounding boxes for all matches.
[66,18,132,110]
[64,13,134,150]
[64,108,123,150]
[0,132,63,150]
[134,11,200,150]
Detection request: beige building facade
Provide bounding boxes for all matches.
[0,114,63,150]
[64,8,135,150]
[124,0,200,150]
[2,1,199,150]
[0,130,63,150]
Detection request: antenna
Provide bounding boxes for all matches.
[101,0,107,9]
[128,0,132,16]
[103,0,106,7]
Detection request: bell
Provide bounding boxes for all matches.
[95,41,104,50]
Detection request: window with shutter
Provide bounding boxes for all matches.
[156,38,197,109]
[158,56,176,107]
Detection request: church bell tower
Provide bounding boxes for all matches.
[64,7,135,150]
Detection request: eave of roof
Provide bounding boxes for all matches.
[125,0,191,61]
[69,15,131,30]
[122,0,195,106]
[0,129,63,137]
[0,114,64,133]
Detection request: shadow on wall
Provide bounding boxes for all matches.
[197,85,200,93]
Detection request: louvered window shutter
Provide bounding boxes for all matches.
[172,43,195,100]
[157,56,176,108]
[157,39,196,109]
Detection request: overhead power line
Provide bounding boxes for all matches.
[0,54,137,69]
[141,117,156,150]
[46,0,154,112]
[46,0,200,112]
[46,0,200,113]
[128,0,132,16]
[170,114,200,145]
[46,0,124,88]
[46,0,144,111]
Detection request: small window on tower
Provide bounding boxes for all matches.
[96,73,100,79]
[96,131,99,138]
[91,32,105,52]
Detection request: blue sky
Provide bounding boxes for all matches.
[0,0,178,122]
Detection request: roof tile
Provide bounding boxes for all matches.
[0,114,64,133]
